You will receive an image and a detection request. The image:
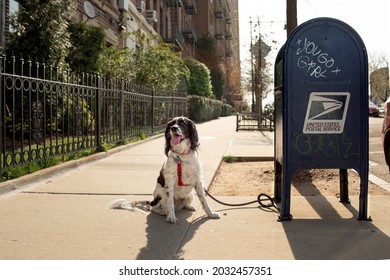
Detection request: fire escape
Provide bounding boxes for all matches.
[182,0,197,56]
[165,0,183,51]
[165,0,197,56]
[213,1,234,60]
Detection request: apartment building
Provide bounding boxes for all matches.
[75,0,240,103]
[192,0,240,102]
[1,0,240,103]
[73,1,199,55]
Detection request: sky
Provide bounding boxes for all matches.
[238,0,390,98]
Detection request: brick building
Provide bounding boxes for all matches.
[193,0,240,103]
[0,0,241,104]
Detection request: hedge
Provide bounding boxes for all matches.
[187,95,233,122]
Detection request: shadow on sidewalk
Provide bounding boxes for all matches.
[282,212,390,259]
[136,210,209,260]
[282,175,390,259]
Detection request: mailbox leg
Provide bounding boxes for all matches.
[339,169,350,203]
[358,170,371,221]
[274,161,282,203]
[277,170,293,222]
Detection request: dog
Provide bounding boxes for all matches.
[111,116,220,224]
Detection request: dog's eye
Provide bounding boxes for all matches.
[178,119,185,125]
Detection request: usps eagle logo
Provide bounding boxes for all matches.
[303,92,350,134]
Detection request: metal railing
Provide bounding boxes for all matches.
[236,112,274,131]
[0,55,187,174]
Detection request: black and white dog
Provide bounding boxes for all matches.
[111,116,220,224]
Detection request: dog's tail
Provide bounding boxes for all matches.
[109,199,152,214]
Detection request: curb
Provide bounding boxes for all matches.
[230,156,275,162]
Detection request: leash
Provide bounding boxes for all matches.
[204,188,280,213]
[169,149,280,214]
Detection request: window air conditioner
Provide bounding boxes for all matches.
[145,10,158,23]
[136,1,145,13]
[118,0,129,11]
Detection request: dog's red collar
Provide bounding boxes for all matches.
[172,154,190,187]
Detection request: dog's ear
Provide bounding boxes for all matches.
[188,118,199,151]
[164,119,173,156]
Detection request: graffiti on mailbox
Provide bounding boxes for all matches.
[295,132,357,159]
[295,37,342,79]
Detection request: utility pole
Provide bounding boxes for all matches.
[249,17,255,113]
[256,17,262,127]
[286,0,297,36]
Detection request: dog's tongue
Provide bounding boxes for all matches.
[172,135,182,146]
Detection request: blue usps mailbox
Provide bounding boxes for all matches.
[274,18,369,221]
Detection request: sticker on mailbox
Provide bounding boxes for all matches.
[303,92,350,134]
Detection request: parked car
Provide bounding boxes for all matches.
[378,104,386,115]
[382,97,390,170]
[369,101,380,117]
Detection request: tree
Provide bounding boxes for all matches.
[196,34,224,99]
[370,67,389,103]
[67,22,106,74]
[99,46,134,80]
[210,69,224,100]
[99,31,189,90]
[133,42,189,89]
[6,0,76,66]
[369,52,389,103]
[184,58,213,97]
[3,1,76,139]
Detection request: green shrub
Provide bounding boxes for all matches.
[184,58,212,97]
[221,103,233,116]
[187,95,233,122]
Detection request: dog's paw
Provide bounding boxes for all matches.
[166,215,178,224]
[151,207,166,216]
[208,212,221,219]
[184,205,197,211]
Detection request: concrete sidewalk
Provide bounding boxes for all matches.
[0,116,390,260]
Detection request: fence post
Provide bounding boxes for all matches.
[0,56,3,176]
[172,90,175,118]
[120,79,124,141]
[236,112,239,131]
[151,88,155,134]
[185,92,188,117]
[96,76,102,147]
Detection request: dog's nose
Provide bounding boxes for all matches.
[171,125,179,132]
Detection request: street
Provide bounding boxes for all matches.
[369,117,390,184]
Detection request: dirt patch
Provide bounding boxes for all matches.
[208,161,390,197]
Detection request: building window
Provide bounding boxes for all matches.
[9,0,19,33]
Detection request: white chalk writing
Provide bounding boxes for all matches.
[295,38,341,79]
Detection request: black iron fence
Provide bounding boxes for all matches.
[0,55,187,174]
[236,112,274,131]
